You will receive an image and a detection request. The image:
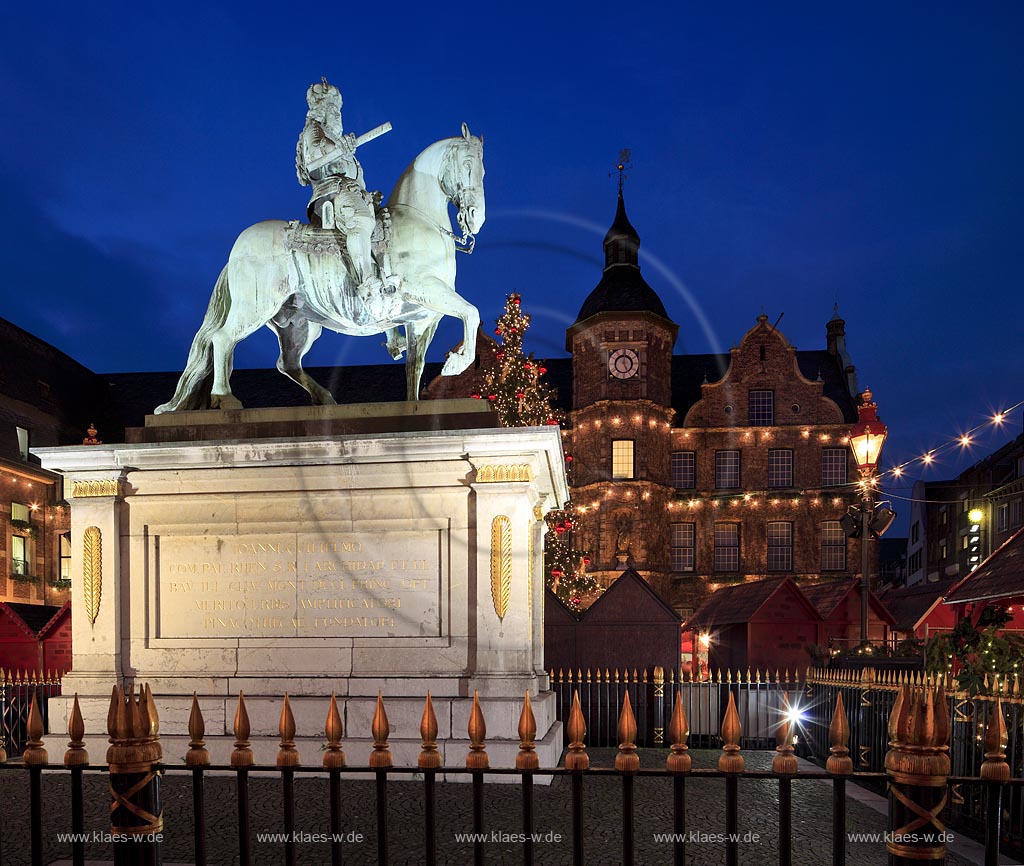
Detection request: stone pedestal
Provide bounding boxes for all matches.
[36,400,566,769]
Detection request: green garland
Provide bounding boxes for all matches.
[925,606,1024,694]
[10,519,38,538]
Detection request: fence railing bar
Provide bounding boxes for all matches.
[370,692,391,866]
[419,692,440,866]
[232,692,254,866]
[325,692,346,866]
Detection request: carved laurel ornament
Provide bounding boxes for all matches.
[72,479,120,498]
[82,526,102,626]
[490,516,512,620]
[476,464,533,483]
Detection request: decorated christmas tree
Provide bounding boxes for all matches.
[473,292,597,609]
[472,292,561,427]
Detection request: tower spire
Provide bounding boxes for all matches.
[615,148,632,194]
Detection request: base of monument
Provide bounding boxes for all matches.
[38,401,570,784]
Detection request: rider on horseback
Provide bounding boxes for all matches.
[296,79,389,301]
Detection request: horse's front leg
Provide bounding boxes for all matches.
[401,277,480,376]
[383,327,407,360]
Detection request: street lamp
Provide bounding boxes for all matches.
[848,389,889,644]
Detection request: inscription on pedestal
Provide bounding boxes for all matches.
[156,531,442,638]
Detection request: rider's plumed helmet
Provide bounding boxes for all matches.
[307,77,342,109]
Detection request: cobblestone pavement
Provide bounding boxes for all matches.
[0,750,976,866]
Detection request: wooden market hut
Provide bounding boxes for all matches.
[543,568,681,675]
[800,578,895,649]
[0,602,69,675]
[876,579,958,641]
[944,526,1024,631]
[683,576,822,675]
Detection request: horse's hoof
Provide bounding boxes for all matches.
[441,352,471,376]
[210,394,244,411]
[384,335,407,360]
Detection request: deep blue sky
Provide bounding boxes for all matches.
[1,1,1022,498]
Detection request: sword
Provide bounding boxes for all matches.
[355,121,393,147]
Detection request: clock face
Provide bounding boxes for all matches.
[608,348,640,379]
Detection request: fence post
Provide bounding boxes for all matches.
[885,684,950,865]
[565,690,588,866]
[980,695,1009,866]
[719,692,743,866]
[107,683,162,866]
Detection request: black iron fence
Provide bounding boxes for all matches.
[550,666,804,749]
[804,666,1024,860]
[0,670,61,759]
[0,679,1018,866]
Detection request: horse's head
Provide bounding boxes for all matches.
[442,122,485,236]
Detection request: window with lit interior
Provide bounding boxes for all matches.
[60,533,72,581]
[611,440,635,480]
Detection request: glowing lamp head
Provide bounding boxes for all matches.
[849,389,888,476]
[968,508,984,524]
[698,632,711,647]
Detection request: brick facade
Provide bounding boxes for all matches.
[559,193,873,618]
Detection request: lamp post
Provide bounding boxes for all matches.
[848,389,888,644]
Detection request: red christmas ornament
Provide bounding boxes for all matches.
[570,596,581,605]
[488,394,497,401]
[517,391,525,399]
[496,352,504,360]
[555,525,566,534]
[513,297,521,305]
[509,327,517,334]
[471,392,482,399]
[583,556,591,565]
[545,418,559,426]
[539,366,547,374]
[525,362,532,370]
[564,519,573,528]
[564,453,573,462]
[551,567,563,578]
[495,328,502,336]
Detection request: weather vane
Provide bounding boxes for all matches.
[612,148,632,192]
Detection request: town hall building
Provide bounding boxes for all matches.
[554,189,870,617]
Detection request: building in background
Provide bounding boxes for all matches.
[559,190,869,617]
[905,430,1024,586]
[0,317,107,617]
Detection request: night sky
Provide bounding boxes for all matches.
[2,2,1022,505]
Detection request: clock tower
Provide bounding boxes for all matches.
[565,185,678,597]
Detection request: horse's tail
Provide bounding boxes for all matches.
[153,265,231,413]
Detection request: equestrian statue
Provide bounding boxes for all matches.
[155,78,484,413]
